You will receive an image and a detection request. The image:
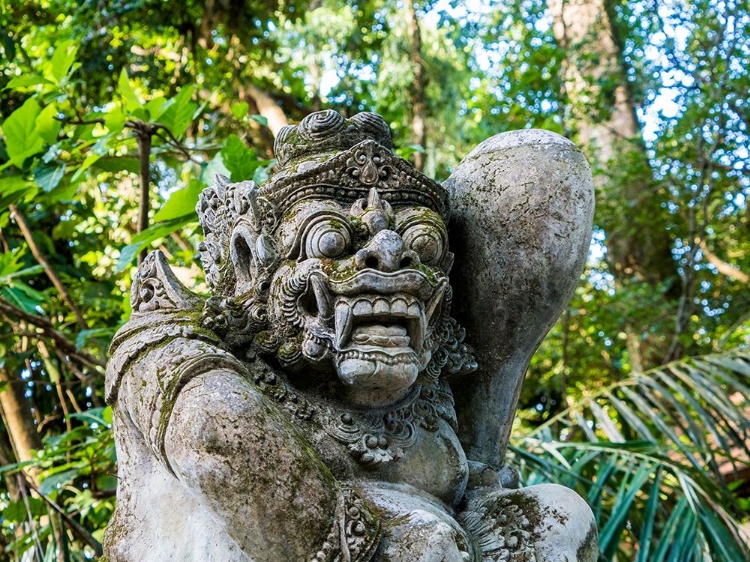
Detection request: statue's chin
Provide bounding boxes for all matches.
[335,350,420,393]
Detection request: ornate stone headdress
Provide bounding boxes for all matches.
[257,110,451,233]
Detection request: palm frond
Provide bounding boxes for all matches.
[510,350,750,561]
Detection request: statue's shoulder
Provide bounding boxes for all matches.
[106,250,245,405]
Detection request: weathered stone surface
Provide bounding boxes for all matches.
[103,112,597,561]
[446,129,595,467]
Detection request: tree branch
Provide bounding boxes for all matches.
[134,125,153,264]
[699,240,749,285]
[241,84,289,137]
[0,299,105,370]
[9,205,88,330]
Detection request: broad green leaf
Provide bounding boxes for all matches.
[39,468,80,496]
[221,134,260,181]
[395,145,425,159]
[47,40,78,83]
[153,181,203,222]
[43,179,79,203]
[2,497,45,523]
[0,174,28,195]
[146,96,173,122]
[71,153,101,181]
[0,185,37,211]
[249,114,268,127]
[116,216,196,272]
[0,285,42,313]
[5,74,53,90]
[118,68,142,111]
[92,157,139,174]
[200,152,231,185]
[159,85,196,137]
[95,474,118,492]
[0,265,44,282]
[104,104,126,135]
[33,163,66,192]
[2,98,44,165]
[0,30,15,63]
[75,328,117,350]
[231,102,249,120]
[35,103,61,144]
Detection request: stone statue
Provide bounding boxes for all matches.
[104,110,597,561]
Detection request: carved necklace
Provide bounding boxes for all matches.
[244,357,456,467]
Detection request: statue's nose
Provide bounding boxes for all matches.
[355,230,420,272]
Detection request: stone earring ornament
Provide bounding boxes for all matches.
[102,110,598,562]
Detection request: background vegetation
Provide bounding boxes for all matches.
[0,0,747,560]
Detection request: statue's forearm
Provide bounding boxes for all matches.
[164,369,337,561]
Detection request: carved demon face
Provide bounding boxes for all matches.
[198,111,471,404]
[257,187,452,402]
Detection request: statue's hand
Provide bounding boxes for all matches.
[467,460,520,490]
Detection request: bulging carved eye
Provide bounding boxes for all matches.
[402,225,444,265]
[304,220,352,259]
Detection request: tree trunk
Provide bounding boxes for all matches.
[547,0,675,286]
[0,368,42,481]
[242,84,290,137]
[404,1,427,172]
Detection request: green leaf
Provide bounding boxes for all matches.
[33,163,66,192]
[75,328,117,350]
[249,114,268,127]
[231,102,249,120]
[118,68,142,111]
[3,497,45,523]
[116,216,196,272]
[146,96,173,122]
[71,153,101,181]
[35,103,61,144]
[0,264,44,282]
[95,474,118,492]
[0,185,37,211]
[39,468,80,496]
[0,174,29,195]
[158,85,196,137]
[92,157,139,175]
[104,104,126,135]
[200,152,231,185]
[0,285,42,313]
[2,98,45,165]
[635,467,662,562]
[394,145,425,159]
[153,181,202,222]
[5,74,53,90]
[47,40,78,83]
[43,179,79,203]
[221,134,260,181]
[0,30,15,63]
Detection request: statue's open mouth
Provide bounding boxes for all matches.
[302,269,447,390]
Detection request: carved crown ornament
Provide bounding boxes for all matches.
[198,111,450,244]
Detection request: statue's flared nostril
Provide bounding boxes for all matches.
[355,249,381,271]
[355,231,418,272]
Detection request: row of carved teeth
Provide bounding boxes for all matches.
[335,294,426,351]
[335,348,420,365]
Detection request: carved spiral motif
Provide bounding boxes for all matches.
[304,219,352,259]
[402,224,444,265]
[350,112,392,148]
[274,124,296,159]
[298,109,347,141]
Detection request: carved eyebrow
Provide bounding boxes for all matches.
[395,208,447,233]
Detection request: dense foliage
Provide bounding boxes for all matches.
[0,0,747,560]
